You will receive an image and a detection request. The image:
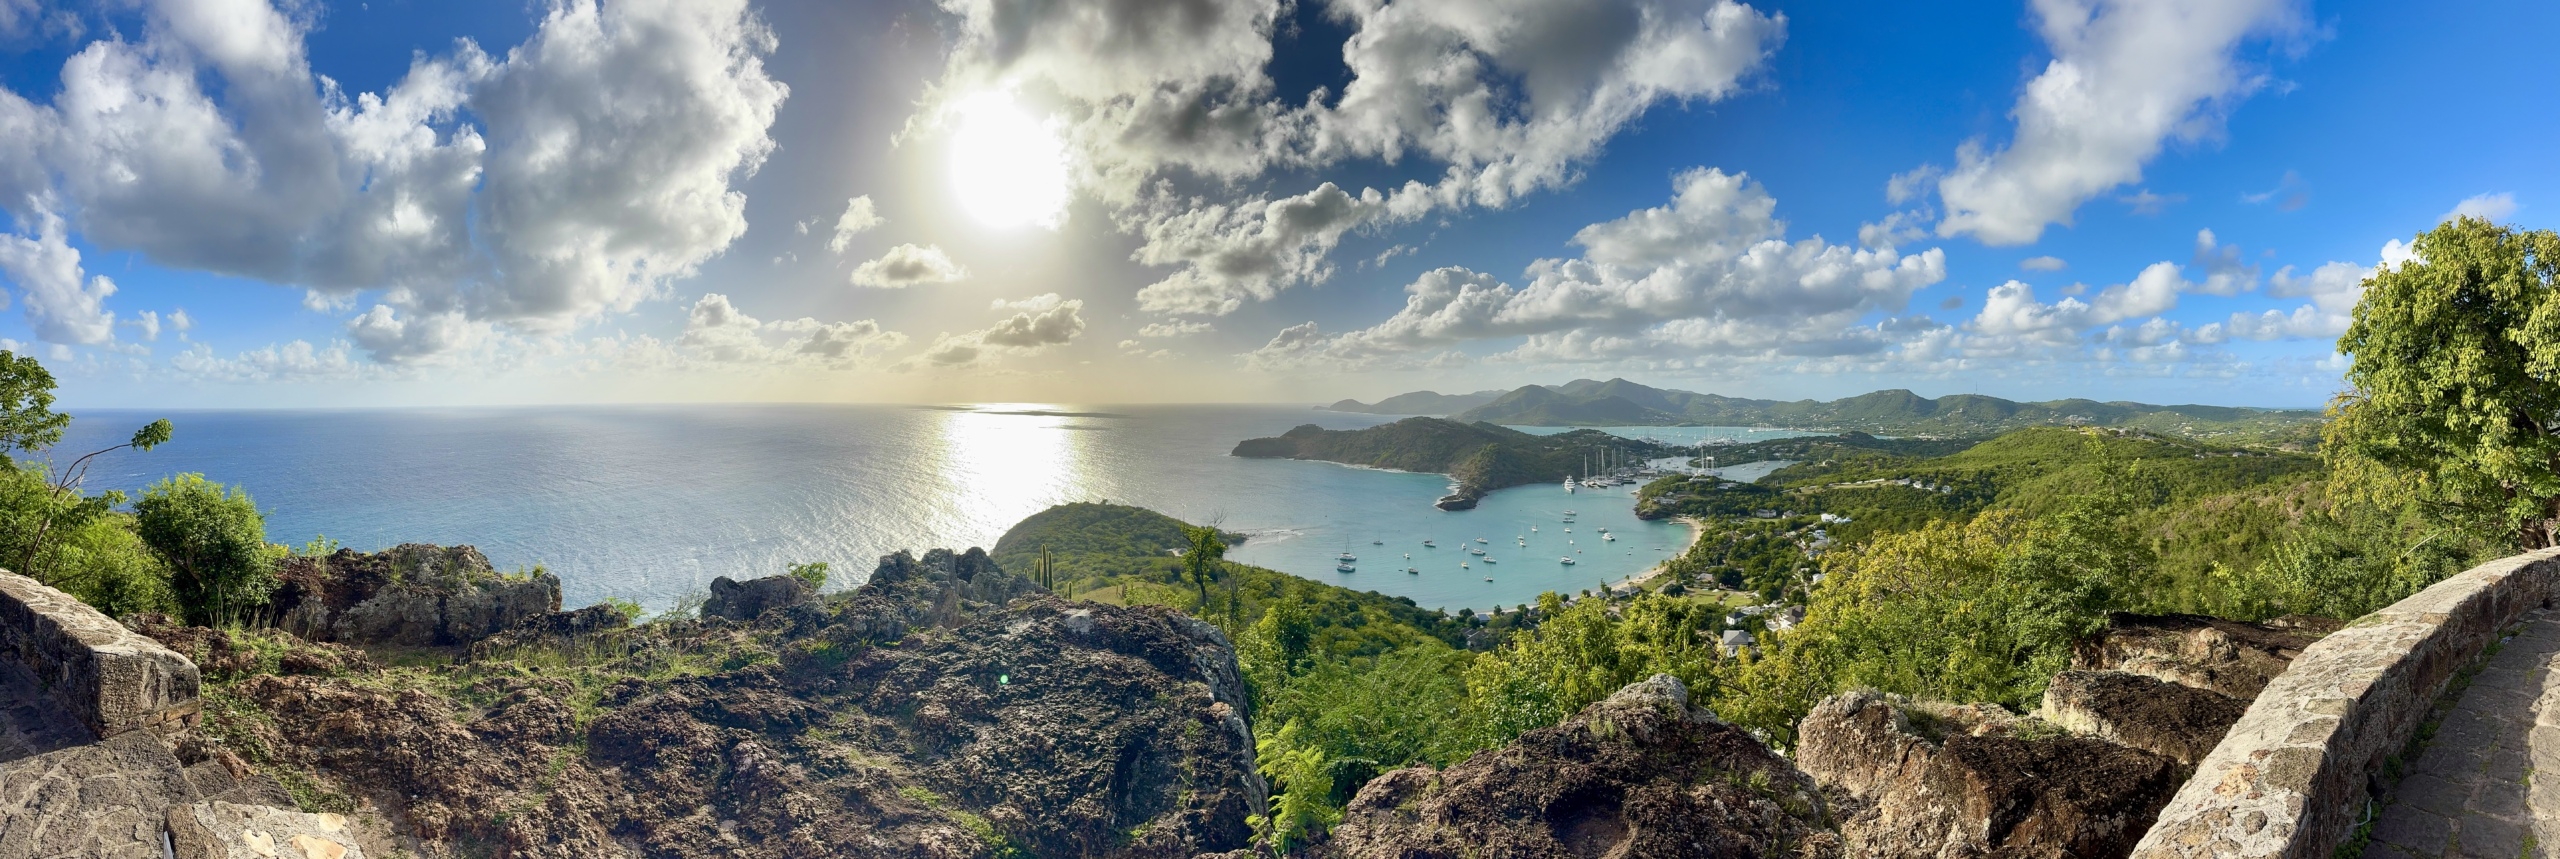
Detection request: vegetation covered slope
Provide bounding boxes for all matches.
[1231,418,1665,504]
[1356,377,2327,439]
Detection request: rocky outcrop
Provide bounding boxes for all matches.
[466,604,632,658]
[2071,612,2337,699]
[1796,690,2183,859]
[2039,670,2247,767]
[1326,675,1841,859]
[0,569,200,738]
[166,801,365,859]
[701,573,813,621]
[160,547,1261,859]
[272,544,560,648]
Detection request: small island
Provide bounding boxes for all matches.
[1231,417,1672,510]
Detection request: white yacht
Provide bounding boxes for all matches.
[1603,533,1617,542]
[1559,557,1577,565]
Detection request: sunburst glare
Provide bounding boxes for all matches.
[947,91,1070,230]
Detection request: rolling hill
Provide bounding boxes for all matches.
[1323,378,2327,438]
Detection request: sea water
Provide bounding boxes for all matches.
[50,404,1813,614]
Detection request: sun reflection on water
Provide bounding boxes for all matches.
[930,406,1088,539]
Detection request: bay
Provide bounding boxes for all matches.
[49,405,1813,614]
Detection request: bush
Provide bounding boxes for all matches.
[134,474,280,626]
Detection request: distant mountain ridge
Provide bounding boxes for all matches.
[1337,379,2322,437]
[1323,389,1507,415]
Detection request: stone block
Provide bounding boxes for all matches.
[2370,805,2451,854]
[2130,547,2560,859]
[0,569,199,738]
[166,800,366,859]
[2458,815,2525,858]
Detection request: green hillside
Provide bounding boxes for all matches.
[1390,378,2323,439]
[1232,418,1667,506]
[992,502,1473,658]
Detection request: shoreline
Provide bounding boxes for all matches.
[1615,515,1705,593]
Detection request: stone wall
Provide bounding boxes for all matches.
[0,569,200,738]
[2130,547,2560,858]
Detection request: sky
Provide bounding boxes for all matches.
[0,0,2549,409]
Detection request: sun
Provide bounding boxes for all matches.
[947,91,1070,230]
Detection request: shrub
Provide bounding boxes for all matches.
[134,474,280,626]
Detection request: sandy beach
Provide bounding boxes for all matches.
[1612,515,1705,594]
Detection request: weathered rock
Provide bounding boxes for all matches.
[0,729,198,859]
[1796,690,2183,859]
[1325,674,1841,859]
[176,547,1260,859]
[0,569,199,737]
[2039,669,2247,767]
[166,800,366,859]
[131,618,376,680]
[272,544,560,648]
[701,573,814,622]
[2071,612,2337,699]
[466,603,632,658]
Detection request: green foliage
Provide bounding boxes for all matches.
[597,597,645,624]
[2329,217,2560,548]
[788,561,830,593]
[1458,592,1725,750]
[134,474,281,627]
[1719,499,2146,746]
[0,350,69,457]
[1251,720,1339,854]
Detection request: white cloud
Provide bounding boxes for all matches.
[1858,209,1931,250]
[0,209,114,345]
[850,243,968,288]
[826,195,883,253]
[1246,168,1945,369]
[171,340,366,383]
[2189,228,2258,295]
[2020,255,2067,272]
[0,0,790,363]
[1138,319,1213,338]
[1925,0,2306,245]
[344,304,486,364]
[2444,192,2518,224]
[901,293,1087,370]
[1130,183,1383,315]
[923,0,1788,316]
[169,308,193,334]
[127,310,162,342]
[676,292,905,365]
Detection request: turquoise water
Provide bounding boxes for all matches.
[50,405,1810,614]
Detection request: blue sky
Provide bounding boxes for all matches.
[0,0,2548,408]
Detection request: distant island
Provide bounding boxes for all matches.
[1324,378,2323,439]
[1232,418,1668,509]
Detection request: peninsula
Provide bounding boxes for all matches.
[1231,417,1668,509]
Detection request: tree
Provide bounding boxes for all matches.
[22,419,173,579]
[2331,217,2560,548]
[134,474,279,626]
[1179,523,1226,610]
[0,351,70,457]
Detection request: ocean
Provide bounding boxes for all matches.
[50,404,1813,614]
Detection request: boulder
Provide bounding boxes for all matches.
[466,603,633,658]
[1796,690,2183,859]
[1326,674,1841,859]
[271,544,559,648]
[2039,669,2248,767]
[701,574,814,622]
[165,800,366,859]
[2070,612,2337,699]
